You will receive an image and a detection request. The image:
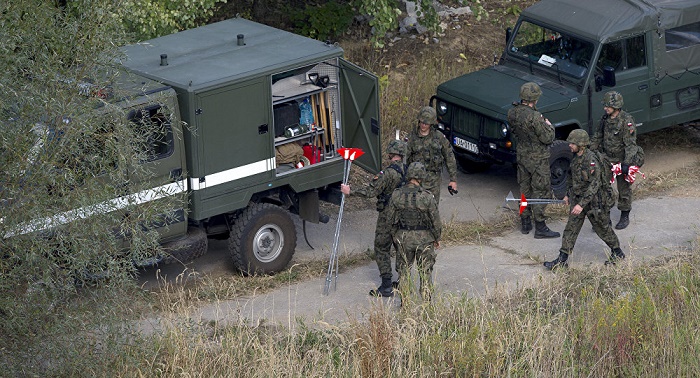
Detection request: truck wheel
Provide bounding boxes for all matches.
[229,203,296,275]
[549,140,573,200]
[160,227,209,265]
[456,155,491,173]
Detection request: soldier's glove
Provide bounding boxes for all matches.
[621,164,630,175]
[448,185,458,195]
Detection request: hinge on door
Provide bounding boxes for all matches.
[195,109,203,115]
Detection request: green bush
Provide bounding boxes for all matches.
[118,0,228,41]
[288,0,355,41]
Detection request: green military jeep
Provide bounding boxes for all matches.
[432,0,700,197]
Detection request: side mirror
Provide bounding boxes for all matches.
[506,27,512,45]
[595,65,616,92]
[603,66,616,87]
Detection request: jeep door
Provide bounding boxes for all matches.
[591,34,651,126]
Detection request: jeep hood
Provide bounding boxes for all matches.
[436,65,579,119]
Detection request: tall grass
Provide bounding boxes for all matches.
[11,246,700,377]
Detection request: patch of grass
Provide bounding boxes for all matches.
[441,212,516,246]
[634,162,700,198]
[62,245,699,377]
[151,252,374,308]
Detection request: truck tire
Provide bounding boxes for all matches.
[549,140,573,200]
[229,203,296,275]
[456,155,492,173]
[160,227,209,265]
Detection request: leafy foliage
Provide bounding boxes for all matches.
[118,0,228,40]
[288,0,355,41]
[353,0,402,48]
[0,0,184,352]
[416,0,440,34]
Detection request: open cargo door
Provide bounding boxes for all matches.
[339,59,381,174]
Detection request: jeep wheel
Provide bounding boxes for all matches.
[160,227,209,265]
[549,140,573,199]
[456,155,491,173]
[229,203,296,275]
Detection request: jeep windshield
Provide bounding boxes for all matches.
[508,20,594,89]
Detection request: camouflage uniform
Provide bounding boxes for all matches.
[508,103,555,225]
[386,162,442,299]
[590,109,637,213]
[386,162,441,299]
[544,129,624,269]
[349,162,406,278]
[406,108,458,205]
[559,147,620,256]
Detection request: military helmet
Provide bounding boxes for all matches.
[566,129,590,147]
[520,82,542,102]
[417,106,437,125]
[406,161,427,181]
[603,91,624,108]
[386,139,407,157]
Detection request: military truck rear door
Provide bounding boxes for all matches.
[339,59,381,174]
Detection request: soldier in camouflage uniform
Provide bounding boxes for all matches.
[544,129,625,269]
[406,106,458,205]
[590,91,639,230]
[385,162,441,301]
[341,140,407,297]
[507,82,560,239]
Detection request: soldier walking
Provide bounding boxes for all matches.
[590,91,640,230]
[385,162,441,301]
[507,82,560,238]
[406,106,458,205]
[544,130,625,269]
[341,140,407,297]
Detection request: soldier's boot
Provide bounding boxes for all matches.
[521,216,533,234]
[534,221,560,239]
[615,211,630,230]
[604,248,626,266]
[369,275,394,297]
[544,252,569,270]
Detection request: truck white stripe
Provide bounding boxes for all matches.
[2,180,187,238]
[188,158,275,190]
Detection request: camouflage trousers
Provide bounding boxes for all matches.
[421,170,442,205]
[560,205,620,255]
[374,211,395,277]
[393,229,437,298]
[517,158,551,222]
[615,176,632,211]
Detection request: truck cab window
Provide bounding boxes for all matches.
[128,105,174,161]
[509,20,593,80]
[598,35,646,72]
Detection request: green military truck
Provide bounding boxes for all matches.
[9,18,381,275]
[432,0,700,197]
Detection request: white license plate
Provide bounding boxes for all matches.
[454,136,479,154]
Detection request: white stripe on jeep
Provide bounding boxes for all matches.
[188,158,275,190]
[2,180,186,238]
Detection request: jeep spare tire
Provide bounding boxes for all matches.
[229,203,296,275]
